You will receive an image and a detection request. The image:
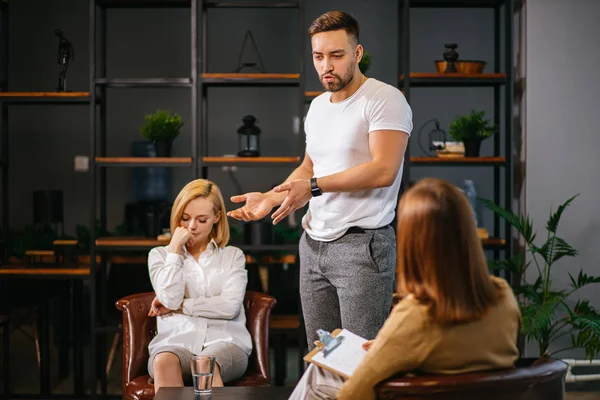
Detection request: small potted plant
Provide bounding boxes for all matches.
[359,50,371,74]
[140,109,183,157]
[448,110,495,157]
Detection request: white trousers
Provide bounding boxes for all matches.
[288,364,346,400]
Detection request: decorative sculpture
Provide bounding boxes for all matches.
[234,30,266,73]
[442,43,459,73]
[55,29,74,92]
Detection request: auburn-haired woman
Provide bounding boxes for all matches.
[146,179,251,392]
[290,177,521,400]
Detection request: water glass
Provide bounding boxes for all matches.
[191,355,215,395]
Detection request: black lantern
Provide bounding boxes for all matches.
[237,115,261,157]
[417,118,447,155]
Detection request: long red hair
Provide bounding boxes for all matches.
[396,178,500,324]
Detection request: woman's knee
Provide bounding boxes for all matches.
[153,352,182,374]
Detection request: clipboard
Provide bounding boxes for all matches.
[303,328,368,379]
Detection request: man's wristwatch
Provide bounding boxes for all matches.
[310,177,323,197]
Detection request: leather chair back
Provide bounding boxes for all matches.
[375,358,568,400]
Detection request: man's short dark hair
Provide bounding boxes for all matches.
[308,11,360,45]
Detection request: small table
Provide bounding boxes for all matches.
[155,386,294,400]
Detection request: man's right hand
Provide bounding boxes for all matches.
[227,192,277,222]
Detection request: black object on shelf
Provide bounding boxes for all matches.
[234,30,267,73]
[244,221,274,246]
[442,43,459,73]
[55,29,74,92]
[237,115,261,157]
[125,201,171,238]
[33,190,64,236]
[33,190,63,224]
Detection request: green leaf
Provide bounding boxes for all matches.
[513,283,543,303]
[569,271,600,290]
[568,304,600,361]
[538,236,578,265]
[521,301,557,341]
[448,110,496,142]
[547,194,579,233]
[488,254,527,276]
[480,198,536,243]
[140,109,183,142]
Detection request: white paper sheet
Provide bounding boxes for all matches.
[311,329,368,378]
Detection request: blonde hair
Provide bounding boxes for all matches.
[396,178,500,324]
[170,179,230,248]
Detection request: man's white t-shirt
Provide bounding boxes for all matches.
[302,77,413,242]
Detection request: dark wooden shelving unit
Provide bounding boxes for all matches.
[85,0,306,396]
[398,0,514,259]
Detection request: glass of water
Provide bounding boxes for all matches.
[191,355,216,395]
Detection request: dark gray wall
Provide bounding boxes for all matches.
[5,0,505,241]
[525,0,600,360]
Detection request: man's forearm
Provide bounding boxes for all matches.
[265,164,314,205]
[317,161,398,194]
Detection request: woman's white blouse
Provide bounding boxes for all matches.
[147,239,252,357]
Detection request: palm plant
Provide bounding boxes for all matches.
[481,194,600,361]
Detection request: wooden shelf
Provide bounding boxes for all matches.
[409,156,506,165]
[246,254,296,265]
[203,156,300,166]
[0,92,92,104]
[205,1,299,8]
[96,237,170,249]
[0,266,90,277]
[404,0,505,7]
[482,238,506,247]
[98,0,191,7]
[304,91,323,98]
[400,73,506,87]
[239,244,298,253]
[202,73,299,86]
[25,250,55,257]
[94,78,192,87]
[270,314,300,330]
[53,239,79,246]
[95,157,193,167]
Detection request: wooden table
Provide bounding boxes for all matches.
[155,386,294,400]
[0,266,88,396]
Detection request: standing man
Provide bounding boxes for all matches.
[227,11,412,347]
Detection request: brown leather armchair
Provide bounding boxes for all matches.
[375,358,568,400]
[115,290,276,400]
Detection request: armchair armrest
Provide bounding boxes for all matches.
[116,292,157,394]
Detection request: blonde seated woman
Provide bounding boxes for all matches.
[289,177,522,400]
[146,179,251,392]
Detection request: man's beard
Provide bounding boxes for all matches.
[320,65,355,92]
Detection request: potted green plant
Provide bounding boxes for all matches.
[448,110,495,157]
[359,50,371,74]
[481,195,600,361]
[140,109,183,157]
